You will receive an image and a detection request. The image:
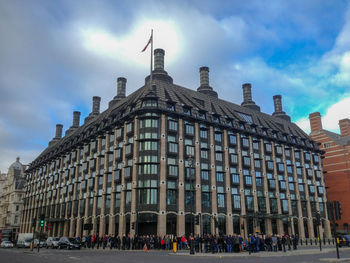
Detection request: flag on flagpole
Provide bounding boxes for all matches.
[141,33,153,52]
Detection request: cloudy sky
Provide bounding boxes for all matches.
[1,0,350,172]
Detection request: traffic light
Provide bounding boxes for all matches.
[315,212,321,226]
[131,222,135,230]
[40,214,45,227]
[327,202,334,221]
[334,201,342,220]
[195,215,199,225]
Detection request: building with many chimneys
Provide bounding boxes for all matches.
[309,112,350,233]
[20,49,331,239]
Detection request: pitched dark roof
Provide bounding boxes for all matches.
[28,71,316,171]
[322,130,350,146]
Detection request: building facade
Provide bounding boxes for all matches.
[21,49,331,239]
[309,112,350,233]
[0,157,26,241]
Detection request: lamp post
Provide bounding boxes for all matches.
[188,155,195,255]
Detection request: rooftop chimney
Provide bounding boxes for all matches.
[309,112,323,133]
[272,95,290,121]
[73,111,81,127]
[49,124,63,146]
[55,124,63,139]
[92,96,101,115]
[154,49,165,71]
[85,96,101,123]
[241,83,260,111]
[197,66,218,98]
[109,77,127,108]
[117,77,126,99]
[145,48,173,84]
[339,118,350,137]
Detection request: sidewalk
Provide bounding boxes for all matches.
[170,247,350,257]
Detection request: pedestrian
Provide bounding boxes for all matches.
[272,234,277,252]
[282,235,286,252]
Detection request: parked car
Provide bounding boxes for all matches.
[339,235,350,247]
[46,237,60,248]
[1,241,14,248]
[57,237,80,250]
[33,239,47,248]
[16,239,32,248]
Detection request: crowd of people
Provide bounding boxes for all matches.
[79,233,299,253]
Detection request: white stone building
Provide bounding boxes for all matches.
[0,157,26,241]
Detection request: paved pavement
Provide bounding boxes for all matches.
[1,247,350,263]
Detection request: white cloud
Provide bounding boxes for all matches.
[296,96,350,134]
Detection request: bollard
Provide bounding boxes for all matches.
[332,239,334,245]
[323,238,326,245]
[30,241,33,251]
[310,239,313,245]
[173,242,177,253]
[306,239,308,245]
[315,238,317,245]
[328,239,330,245]
[300,239,303,246]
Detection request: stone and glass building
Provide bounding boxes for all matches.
[0,158,26,241]
[309,112,350,233]
[21,49,331,239]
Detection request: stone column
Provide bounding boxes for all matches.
[249,136,260,233]
[76,149,83,238]
[194,122,202,235]
[237,134,247,238]
[282,144,293,235]
[177,118,185,237]
[83,144,91,237]
[99,137,108,237]
[223,130,233,235]
[92,139,100,235]
[157,114,167,236]
[119,123,128,236]
[271,142,283,235]
[108,132,116,236]
[261,139,272,236]
[300,150,315,238]
[292,147,305,238]
[209,126,218,235]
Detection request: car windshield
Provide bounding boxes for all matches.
[68,238,77,243]
[53,238,59,241]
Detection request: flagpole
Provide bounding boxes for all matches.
[150,29,153,89]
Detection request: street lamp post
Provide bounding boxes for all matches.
[188,156,195,255]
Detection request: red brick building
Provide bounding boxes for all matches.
[309,112,350,233]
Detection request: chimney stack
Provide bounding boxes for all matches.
[197,66,218,98]
[200,66,209,86]
[154,49,165,71]
[339,118,350,137]
[272,95,290,121]
[117,77,126,99]
[242,83,253,103]
[55,124,63,139]
[273,95,283,113]
[309,112,323,133]
[92,96,101,115]
[109,77,127,108]
[73,111,81,127]
[241,83,260,111]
